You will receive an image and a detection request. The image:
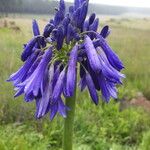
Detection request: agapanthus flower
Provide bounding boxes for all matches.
[8,0,125,120]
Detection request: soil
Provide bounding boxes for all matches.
[130,94,150,112]
[119,92,150,112]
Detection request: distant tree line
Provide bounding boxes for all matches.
[0,0,128,15]
[0,0,58,15]
[0,0,150,16]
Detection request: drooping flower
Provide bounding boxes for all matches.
[8,0,125,120]
[84,35,101,73]
[52,67,66,103]
[17,48,52,101]
[85,72,99,105]
[32,19,40,36]
[66,45,78,96]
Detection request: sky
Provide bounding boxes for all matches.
[65,0,150,8]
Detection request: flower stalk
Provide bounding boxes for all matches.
[63,90,76,150]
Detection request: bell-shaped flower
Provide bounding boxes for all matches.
[97,35,124,71]
[100,25,110,38]
[98,74,117,102]
[32,19,40,36]
[84,35,101,73]
[52,67,66,103]
[18,48,52,101]
[66,45,78,96]
[7,51,39,86]
[85,73,99,105]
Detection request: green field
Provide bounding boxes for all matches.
[0,16,150,150]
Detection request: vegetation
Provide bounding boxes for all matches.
[0,17,150,150]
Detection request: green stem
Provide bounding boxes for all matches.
[63,91,76,150]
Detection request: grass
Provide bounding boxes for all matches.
[0,16,150,150]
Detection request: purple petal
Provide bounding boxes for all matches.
[69,6,74,15]
[49,64,55,84]
[83,20,89,31]
[7,52,39,85]
[79,63,86,78]
[78,1,88,29]
[59,0,65,12]
[27,54,42,77]
[19,48,52,100]
[73,7,81,27]
[89,13,96,25]
[35,64,54,118]
[74,0,81,10]
[14,87,24,98]
[84,35,101,73]
[97,35,124,71]
[98,74,117,102]
[56,26,64,50]
[86,73,99,105]
[43,23,54,38]
[100,25,110,38]
[50,103,58,120]
[89,18,99,39]
[35,70,52,118]
[54,10,64,26]
[66,24,75,44]
[79,75,86,91]
[62,15,70,35]
[32,19,40,36]
[21,38,37,62]
[89,18,99,32]
[58,97,67,118]
[63,73,68,97]
[98,49,125,83]
[97,54,123,84]
[85,60,100,90]
[52,67,66,103]
[24,91,35,102]
[52,65,60,90]
[66,45,78,96]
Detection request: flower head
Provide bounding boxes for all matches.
[8,0,125,120]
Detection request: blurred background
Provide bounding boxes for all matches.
[0,0,150,150]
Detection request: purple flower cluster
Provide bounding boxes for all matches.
[8,0,125,120]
